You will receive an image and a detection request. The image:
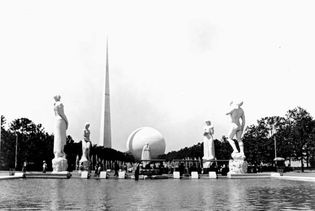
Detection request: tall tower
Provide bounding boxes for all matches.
[100,39,112,148]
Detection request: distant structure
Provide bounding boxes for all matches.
[141,143,151,166]
[127,127,166,160]
[99,39,112,148]
[141,143,151,161]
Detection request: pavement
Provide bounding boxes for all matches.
[275,170,315,182]
[283,170,315,178]
[1,170,315,182]
[0,171,16,177]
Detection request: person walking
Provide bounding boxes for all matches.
[134,163,140,181]
[42,161,47,173]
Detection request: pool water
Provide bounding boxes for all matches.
[1,178,315,210]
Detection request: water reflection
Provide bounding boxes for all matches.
[0,178,314,210]
[224,180,245,210]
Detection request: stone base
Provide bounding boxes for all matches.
[118,171,126,179]
[81,171,90,179]
[270,172,281,177]
[203,161,211,169]
[209,171,217,179]
[231,152,246,160]
[227,173,271,179]
[173,171,180,179]
[14,172,25,177]
[191,171,199,179]
[25,171,71,179]
[100,171,107,179]
[52,157,68,172]
[228,156,248,174]
[202,157,215,168]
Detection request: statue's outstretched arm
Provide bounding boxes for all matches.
[226,107,234,115]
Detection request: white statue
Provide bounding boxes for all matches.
[226,100,246,159]
[80,123,92,165]
[52,95,69,172]
[203,120,215,161]
[141,143,151,166]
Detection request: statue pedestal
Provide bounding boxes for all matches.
[228,153,248,174]
[209,171,217,179]
[202,157,215,169]
[118,171,126,179]
[191,171,199,179]
[100,171,107,179]
[203,162,210,169]
[173,171,180,179]
[52,157,68,172]
[81,171,90,179]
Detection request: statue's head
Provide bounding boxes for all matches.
[236,101,243,107]
[85,122,90,129]
[230,100,243,107]
[205,120,211,125]
[54,95,61,102]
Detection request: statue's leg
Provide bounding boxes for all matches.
[228,127,238,153]
[203,136,209,159]
[209,137,215,160]
[236,130,245,157]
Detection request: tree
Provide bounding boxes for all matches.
[214,138,233,161]
[1,115,6,129]
[0,115,16,169]
[0,115,6,153]
[64,135,80,171]
[6,118,54,170]
[242,116,293,166]
[243,123,271,165]
[286,107,315,172]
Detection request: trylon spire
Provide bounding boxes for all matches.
[100,38,112,148]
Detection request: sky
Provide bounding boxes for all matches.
[1,1,315,153]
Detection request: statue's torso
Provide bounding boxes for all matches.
[84,129,90,140]
[230,108,244,126]
[204,125,214,136]
[54,102,64,120]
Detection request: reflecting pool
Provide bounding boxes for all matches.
[1,178,315,210]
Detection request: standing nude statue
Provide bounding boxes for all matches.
[81,122,92,163]
[53,95,68,159]
[203,120,215,161]
[52,95,69,171]
[226,100,246,158]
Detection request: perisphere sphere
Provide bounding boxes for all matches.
[126,127,166,160]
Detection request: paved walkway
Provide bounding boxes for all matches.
[0,171,16,176]
[0,171,24,180]
[1,170,314,182]
[275,170,315,182]
[284,170,315,178]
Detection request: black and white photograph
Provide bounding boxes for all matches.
[1,1,315,210]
